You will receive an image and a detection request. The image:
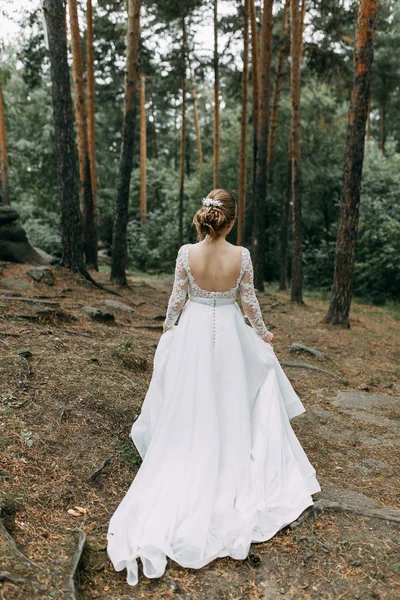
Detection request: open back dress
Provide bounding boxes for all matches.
[106,244,320,585]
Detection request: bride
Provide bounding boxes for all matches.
[107,188,321,586]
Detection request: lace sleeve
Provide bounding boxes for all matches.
[239,248,269,338]
[163,246,188,329]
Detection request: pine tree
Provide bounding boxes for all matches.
[251,0,274,291]
[0,80,10,205]
[325,0,379,326]
[237,0,249,246]
[42,0,85,273]
[68,0,98,269]
[289,0,306,303]
[110,0,142,285]
[140,74,147,223]
[213,0,220,188]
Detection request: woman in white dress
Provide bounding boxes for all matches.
[107,189,320,586]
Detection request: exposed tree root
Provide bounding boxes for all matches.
[281,361,348,385]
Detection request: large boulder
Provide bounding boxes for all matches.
[0,203,48,265]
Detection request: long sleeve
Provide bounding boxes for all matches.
[163,246,188,329]
[239,249,269,338]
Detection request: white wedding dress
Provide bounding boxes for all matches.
[106,244,320,586]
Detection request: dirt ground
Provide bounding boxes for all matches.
[0,261,399,600]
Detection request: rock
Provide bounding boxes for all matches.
[81,306,115,322]
[98,248,112,266]
[1,289,22,297]
[290,343,329,361]
[17,350,33,358]
[0,203,48,265]
[103,299,135,313]
[27,266,54,286]
[356,458,390,473]
[0,278,34,291]
[0,205,19,225]
[33,247,57,265]
[334,390,399,431]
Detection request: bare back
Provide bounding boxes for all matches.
[187,241,243,293]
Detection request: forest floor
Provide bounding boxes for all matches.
[0,260,399,600]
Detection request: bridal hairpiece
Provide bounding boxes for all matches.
[202,197,223,208]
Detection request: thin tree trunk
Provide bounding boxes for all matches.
[289,0,305,303]
[68,0,97,269]
[213,0,220,188]
[325,0,379,327]
[250,0,259,203]
[379,101,385,152]
[110,0,141,285]
[251,0,274,291]
[268,0,289,170]
[140,74,147,223]
[279,142,291,290]
[150,82,159,160]
[86,0,97,207]
[42,0,85,273]
[0,81,10,205]
[189,63,203,164]
[179,17,187,248]
[237,0,249,246]
[366,94,371,141]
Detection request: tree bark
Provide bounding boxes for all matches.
[86,0,97,208]
[268,0,289,170]
[325,0,379,327]
[237,0,249,246]
[251,0,274,291]
[366,94,371,141]
[110,0,141,285]
[68,0,97,269]
[0,81,10,205]
[279,143,291,290]
[42,0,85,274]
[140,74,147,222]
[379,101,385,152]
[213,0,220,188]
[189,62,203,165]
[289,0,305,303]
[150,82,159,160]
[179,17,187,248]
[250,0,259,204]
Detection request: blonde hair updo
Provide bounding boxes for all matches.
[193,189,237,241]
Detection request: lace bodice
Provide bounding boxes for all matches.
[163,244,268,338]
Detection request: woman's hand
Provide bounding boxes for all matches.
[262,331,274,346]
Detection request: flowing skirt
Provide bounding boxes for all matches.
[106,298,320,585]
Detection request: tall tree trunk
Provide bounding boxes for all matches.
[189,63,203,165]
[86,0,97,208]
[178,17,187,248]
[250,0,259,204]
[325,0,379,327]
[67,0,97,269]
[289,0,305,303]
[110,0,141,285]
[0,81,10,205]
[237,0,249,246]
[279,142,291,290]
[251,0,274,291]
[268,0,289,170]
[140,74,147,223]
[150,82,159,160]
[366,94,371,141]
[213,0,220,188]
[42,0,85,273]
[379,101,385,152]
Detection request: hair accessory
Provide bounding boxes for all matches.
[202,197,223,208]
